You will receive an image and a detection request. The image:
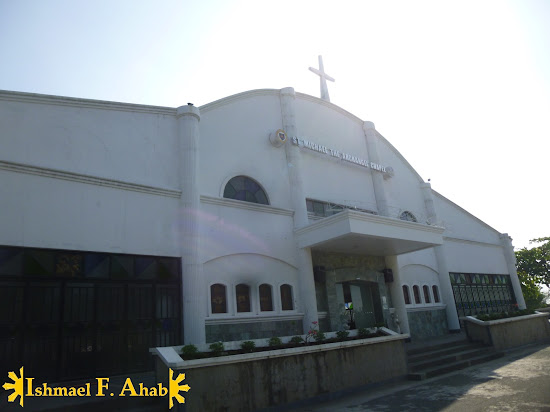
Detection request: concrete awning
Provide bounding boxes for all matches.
[295,210,444,256]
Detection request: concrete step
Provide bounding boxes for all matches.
[408,347,493,371]
[407,342,485,363]
[407,351,504,381]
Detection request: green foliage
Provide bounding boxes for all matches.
[357,327,369,338]
[516,237,550,287]
[240,340,256,352]
[336,330,349,340]
[209,341,224,355]
[313,331,326,342]
[268,336,283,347]
[476,309,534,321]
[290,336,304,344]
[181,344,198,356]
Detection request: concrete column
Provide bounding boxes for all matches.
[500,233,527,309]
[363,121,389,217]
[434,245,461,331]
[280,87,318,332]
[420,182,460,331]
[177,104,206,345]
[384,255,410,334]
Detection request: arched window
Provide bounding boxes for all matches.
[223,176,269,205]
[210,284,227,314]
[235,284,251,312]
[399,211,417,222]
[259,284,273,311]
[413,285,421,304]
[423,285,431,303]
[402,285,411,305]
[432,285,440,303]
[280,284,293,311]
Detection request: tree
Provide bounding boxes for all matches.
[515,237,550,309]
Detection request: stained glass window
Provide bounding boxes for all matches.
[223,176,269,205]
[423,285,431,303]
[236,284,251,312]
[403,285,411,305]
[413,285,421,304]
[399,211,417,222]
[211,284,227,314]
[259,284,273,311]
[280,284,293,311]
[432,285,440,303]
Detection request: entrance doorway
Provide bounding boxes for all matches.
[340,281,384,329]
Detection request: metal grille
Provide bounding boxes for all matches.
[0,247,181,381]
[450,272,516,319]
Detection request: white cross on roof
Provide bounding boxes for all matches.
[309,55,334,102]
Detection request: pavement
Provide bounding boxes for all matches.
[287,342,550,412]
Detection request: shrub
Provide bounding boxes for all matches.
[476,309,534,321]
[268,336,282,347]
[358,327,369,338]
[313,331,326,342]
[181,344,198,356]
[240,340,256,352]
[290,336,304,344]
[336,330,349,340]
[209,341,224,356]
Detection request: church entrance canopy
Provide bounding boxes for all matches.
[296,210,444,256]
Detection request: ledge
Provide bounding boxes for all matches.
[205,313,303,325]
[461,311,549,326]
[200,195,294,216]
[152,328,408,370]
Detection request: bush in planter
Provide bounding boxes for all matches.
[357,327,369,338]
[268,336,283,347]
[209,341,224,356]
[476,309,535,321]
[336,330,349,340]
[181,344,199,359]
[313,331,326,342]
[240,340,256,353]
[290,336,304,345]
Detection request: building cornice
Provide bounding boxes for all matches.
[0,89,176,115]
[295,209,445,237]
[200,195,294,216]
[0,159,181,198]
[443,236,502,248]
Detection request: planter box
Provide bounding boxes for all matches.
[152,329,408,411]
[462,311,550,351]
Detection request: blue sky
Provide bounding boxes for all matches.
[1,0,549,250]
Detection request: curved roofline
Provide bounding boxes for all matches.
[200,88,426,184]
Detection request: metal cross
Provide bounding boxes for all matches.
[309,55,335,102]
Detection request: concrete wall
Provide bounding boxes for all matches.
[205,319,303,343]
[157,334,408,411]
[407,308,448,340]
[464,313,550,350]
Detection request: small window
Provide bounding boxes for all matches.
[432,285,440,303]
[399,211,417,222]
[210,284,227,314]
[280,284,293,310]
[423,285,431,303]
[236,284,251,312]
[402,285,411,305]
[259,284,273,311]
[223,176,269,205]
[413,285,421,304]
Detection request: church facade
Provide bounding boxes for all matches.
[0,85,524,379]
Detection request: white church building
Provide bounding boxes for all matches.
[0,62,525,380]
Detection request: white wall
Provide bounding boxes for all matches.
[199,92,292,209]
[0,94,179,189]
[0,170,180,256]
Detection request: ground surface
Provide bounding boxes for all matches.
[290,342,550,412]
